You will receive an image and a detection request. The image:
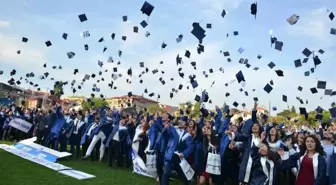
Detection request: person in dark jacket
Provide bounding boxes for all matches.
[34,110,48,144]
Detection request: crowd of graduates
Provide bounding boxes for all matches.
[0,101,336,185]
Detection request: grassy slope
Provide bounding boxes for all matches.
[0,142,181,185]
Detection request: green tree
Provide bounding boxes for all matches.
[53,81,64,98]
[147,104,166,114]
[81,98,108,111]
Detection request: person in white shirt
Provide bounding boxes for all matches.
[70,114,85,158]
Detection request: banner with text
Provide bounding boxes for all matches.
[8,118,33,133]
[131,149,157,179]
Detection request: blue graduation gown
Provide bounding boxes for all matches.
[329,147,336,185]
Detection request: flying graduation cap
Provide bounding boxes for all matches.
[250,2,257,19]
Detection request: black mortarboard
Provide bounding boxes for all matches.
[233,101,239,107]
[311,68,315,73]
[294,59,302,68]
[250,3,257,19]
[78,13,88,22]
[140,1,154,16]
[273,40,283,51]
[325,89,332,95]
[128,92,132,97]
[264,84,273,93]
[287,14,299,25]
[43,63,47,68]
[206,23,211,29]
[304,71,310,76]
[178,84,183,90]
[310,87,318,94]
[233,31,239,36]
[133,26,139,33]
[270,80,274,86]
[98,37,104,42]
[185,50,191,58]
[17,50,21,54]
[67,51,75,59]
[194,95,201,102]
[84,44,89,51]
[22,37,28,42]
[317,81,326,89]
[139,62,145,67]
[282,95,287,102]
[268,62,276,69]
[45,41,52,47]
[299,107,307,115]
[302,48,312,57]
[74,69,79,74]
[253,97,258,102]
[161,42,167,49]
[149,93,154,97]
[140,20,148,28]
[313,56,322,68]
[275,70,284,77]
[122,36,127,41]
[235,70,245,83]
[191,22,206,43]
[111,33,115,39]
[62,33,68,40]
[298,86,303,91]
[221,9,226,18]
[191,81,198,89]
[223,51,230,56]
[329,12,335,21]
[197,44,204,53]
[122,15,127,22]
[302,58,309,63]
[318,49,324,54]
[330,28,336,35]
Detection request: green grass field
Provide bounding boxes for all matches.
[0,141,181,185]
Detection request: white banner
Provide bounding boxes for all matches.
[8,118,33,133]
[0,144,95,180]
[58,170,95,180]
[131,149,157,179]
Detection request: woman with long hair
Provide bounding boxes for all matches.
[279,134,327,185]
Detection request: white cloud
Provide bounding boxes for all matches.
[0,20,10,28]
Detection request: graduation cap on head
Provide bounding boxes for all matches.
[140,1,154,16]
[287,14,299,25]
[250,2,257,19]
[78,13,88,22]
